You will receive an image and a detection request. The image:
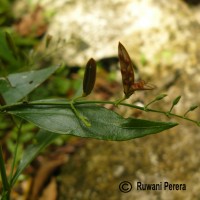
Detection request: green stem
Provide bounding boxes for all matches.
[144,99,157,110]
[0,146,10,199]
[114,96,126,106]
[169,104,174,113]
[70,101,91,127]
[9,121,23,183]
[70,96,91,127]
[183,110,190,117]
[0,99,199,126]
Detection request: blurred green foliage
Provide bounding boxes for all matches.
[0,0,15,27]
[0,1,83,177]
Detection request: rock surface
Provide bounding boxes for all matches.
[44,0,200,73]
[43,0,200,105]
[28,0,200,199]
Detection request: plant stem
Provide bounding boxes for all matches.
[114,96,126,106]
[70,101,91,127]
[144,99,157,110]
[9,121,23,183]
[169,104,174,113]
[0,99,199,126]
[70,96,91,127]
[0,146,10,199]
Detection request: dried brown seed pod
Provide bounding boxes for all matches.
[82,58,96,97]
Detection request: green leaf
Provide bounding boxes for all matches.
[10,129,58,186]
[0,78,10,93]
[7,102,178,141]
[5,32,18,60]
[0,66,59,104]
[0,30,21,69]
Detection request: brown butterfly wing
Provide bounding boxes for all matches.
[118,42,135,98]
[132,81,156,91]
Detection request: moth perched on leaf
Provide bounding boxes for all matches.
[118,42,155,99]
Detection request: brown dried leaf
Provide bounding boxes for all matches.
[39,177,57,200]
[29,156,67,200]
[14,5,47,37]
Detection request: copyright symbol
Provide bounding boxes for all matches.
[119,181,132,193]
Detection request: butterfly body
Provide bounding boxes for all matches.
[118,42,155,98]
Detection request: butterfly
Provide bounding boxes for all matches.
[118,42,155,99]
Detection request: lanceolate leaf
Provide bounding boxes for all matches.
[7,103,178,141]
[0,66,59,104]
[0,30,21,68]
